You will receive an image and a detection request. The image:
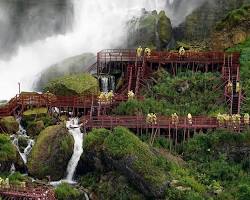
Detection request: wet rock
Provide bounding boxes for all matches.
[0,116,19,134]
[27,124,74,180]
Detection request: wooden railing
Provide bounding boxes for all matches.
[97,49,240,64]
[0,93,143,117]
[0,185,56,199]
[82,116,219,129]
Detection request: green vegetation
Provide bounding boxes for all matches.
[83,128,111,151]
[0,116,19,134]
[55,183,81,200]
[21,108,53,136]
[216,5,250,30]
[43,73,99,96]
[127,10,172,49]
[227,38,250,113]
[23,107,47,116]
[80,171,144,200]
[27,124,74,180]
[0,134,16,162]
[84,127,169,188]
[115,71,226,116]
[156,130,250,199]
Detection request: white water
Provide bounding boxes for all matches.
[0,0,168,100]
[51,118,83,186]
[11,119,35,164]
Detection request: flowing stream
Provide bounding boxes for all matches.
[65,118,83,182]
[51,118,84,186]
[11,119,35,164]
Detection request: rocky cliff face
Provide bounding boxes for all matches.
[211,5,250,50]
[0,0,73,59]
[126,10,173,50]
[175,0,250,43]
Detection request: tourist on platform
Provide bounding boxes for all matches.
[136,46,143,57]
[144,47,151,57]
[187,113,192,125]
[179,46,185,56]
[226,81,233,95]
[244,113,249,125]
[236,81,241,93]
[171,113,179,125]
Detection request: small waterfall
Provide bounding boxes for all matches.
[65,118,83,182]
[100,76,109,92]
[10,163,16,174]
[109,76,116,91]
[100,75,116,92]
[11,119,34,164]
[50,118,84,186]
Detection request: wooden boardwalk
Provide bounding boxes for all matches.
[0,185,56,200]
[82,115,244,131]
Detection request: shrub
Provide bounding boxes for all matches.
[0,134,16,162]
[55,183,80,200]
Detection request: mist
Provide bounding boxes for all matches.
[0,0,207,100]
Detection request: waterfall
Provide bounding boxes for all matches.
[50,118,84,186]
[0,0,168,100]
[100,76,109,92]
[65,118,83,182]
[100,75,116,92]
[109,76,116,91]
[11,119,35,164]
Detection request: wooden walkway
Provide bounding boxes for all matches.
[0,93,135,117]
[82,115,244,131]
[0,185,56,200]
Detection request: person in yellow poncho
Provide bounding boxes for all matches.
[136,46,143,57]
[144,47,151,57]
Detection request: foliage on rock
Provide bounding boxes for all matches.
[43,73,99,96]
[27,124,74,180]
[0,116,19,134]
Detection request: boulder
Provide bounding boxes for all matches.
[127,10,173,50]
[21,108,54,136]
[81,127,169,198]
[27,124,74,180]
[175,0,250,45]
[0,116,19,134]
[35,53,95,91]
[43,73,99,96]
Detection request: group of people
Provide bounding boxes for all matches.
[226,80,241,94]
[217,113,249,127]
[136,46,151,57]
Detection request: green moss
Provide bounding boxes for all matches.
[27,124,74,180]
[83,128,111,151]
[104,127,168,187]
[43,73,99,96]
[55,183,81,200]
[23,108,47,116]
[0,134,16,162]
[0,116,19,134]
[158,10,172,49]
[21,108,53,136]
[216,5,250,30]
[80,171,145,200]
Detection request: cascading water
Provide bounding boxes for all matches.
[65,118,83,182]
[0,0,168,100]
[100,76,109,92]
[50,118,83,186]
[100,75,115,92]
[11,119,34,164]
